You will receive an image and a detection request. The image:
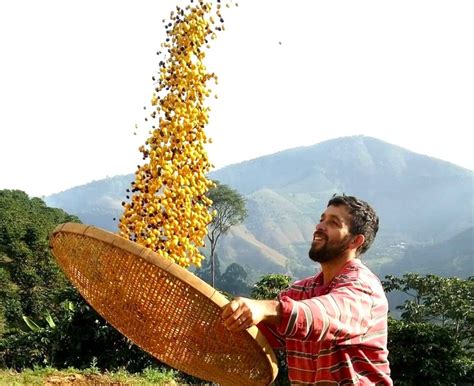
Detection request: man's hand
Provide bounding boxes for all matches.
[221,297,281,332]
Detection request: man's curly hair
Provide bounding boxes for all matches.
[327,194,379,256]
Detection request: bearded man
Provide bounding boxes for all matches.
[222,194,392,385]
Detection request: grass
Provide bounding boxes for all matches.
[0,366,180,385]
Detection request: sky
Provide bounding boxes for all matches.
[1,0,473,198]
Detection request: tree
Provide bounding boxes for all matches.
[206,182,247,287]
[195,252,222,286]
[384,273,474,384]
[250,274,293,386]
[383,273,473,348]
[251,274,292,300]
[195,257,250,296]
[219,263,250,296]
[388,318,473,384]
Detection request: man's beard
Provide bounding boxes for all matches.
[308,234,352,263]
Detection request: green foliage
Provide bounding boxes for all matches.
[141,366,180,383]
[383,273,473,349]
[1,298,76,368]
[384,273,474,384]
[196,255,251,296]
[0,190,80,331]
[0,190,161,373]
[388,318,474,384]
[207,181,248,234]
[22,315,47,332]
[249,274,293,385]
[0,293,158,371]
[0,267,19,336]
[0,366,180,385]
[219,262,250,296]
[251,274,292,300]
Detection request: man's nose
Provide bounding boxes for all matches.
[316,222,326,232]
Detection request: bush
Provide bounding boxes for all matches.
[388,318,474,384]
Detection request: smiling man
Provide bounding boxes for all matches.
[221,194,392,385]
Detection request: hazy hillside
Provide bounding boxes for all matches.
[384,226,474,277]
[45,136,474,279]
[212,136,472,240]
[44,176,129,231]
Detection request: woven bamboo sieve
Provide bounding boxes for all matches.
[49,223,278,385]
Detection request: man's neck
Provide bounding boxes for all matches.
[320,255,357,285]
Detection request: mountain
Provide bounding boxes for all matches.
[44,136,474,279]
[385,226,474,278]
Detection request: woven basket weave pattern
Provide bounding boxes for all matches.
[50,224,277,385]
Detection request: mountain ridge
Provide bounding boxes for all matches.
[44,135,474,279]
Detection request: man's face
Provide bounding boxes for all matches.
[309,204,354,263]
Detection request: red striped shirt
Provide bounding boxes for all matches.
[260,259,392,385]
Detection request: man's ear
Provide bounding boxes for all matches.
[351,234,365,251]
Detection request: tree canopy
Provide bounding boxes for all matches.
[383,273,473,349]
[251,274,292,300]
[195,254,250,296]
[383,273,474,383]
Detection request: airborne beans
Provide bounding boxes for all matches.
[119,1,234,268]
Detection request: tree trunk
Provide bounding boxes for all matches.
[210,242,217,288]
[211,251,215,287]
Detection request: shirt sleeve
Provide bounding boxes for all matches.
[257,322,285,350]
[275,276,377,343]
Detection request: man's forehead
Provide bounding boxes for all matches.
[322,205,351,221]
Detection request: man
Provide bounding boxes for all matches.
[222,195,392,385]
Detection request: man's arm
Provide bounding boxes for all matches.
[221,298,282,332]
[222,277,386,345]
[275,281,375,342]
